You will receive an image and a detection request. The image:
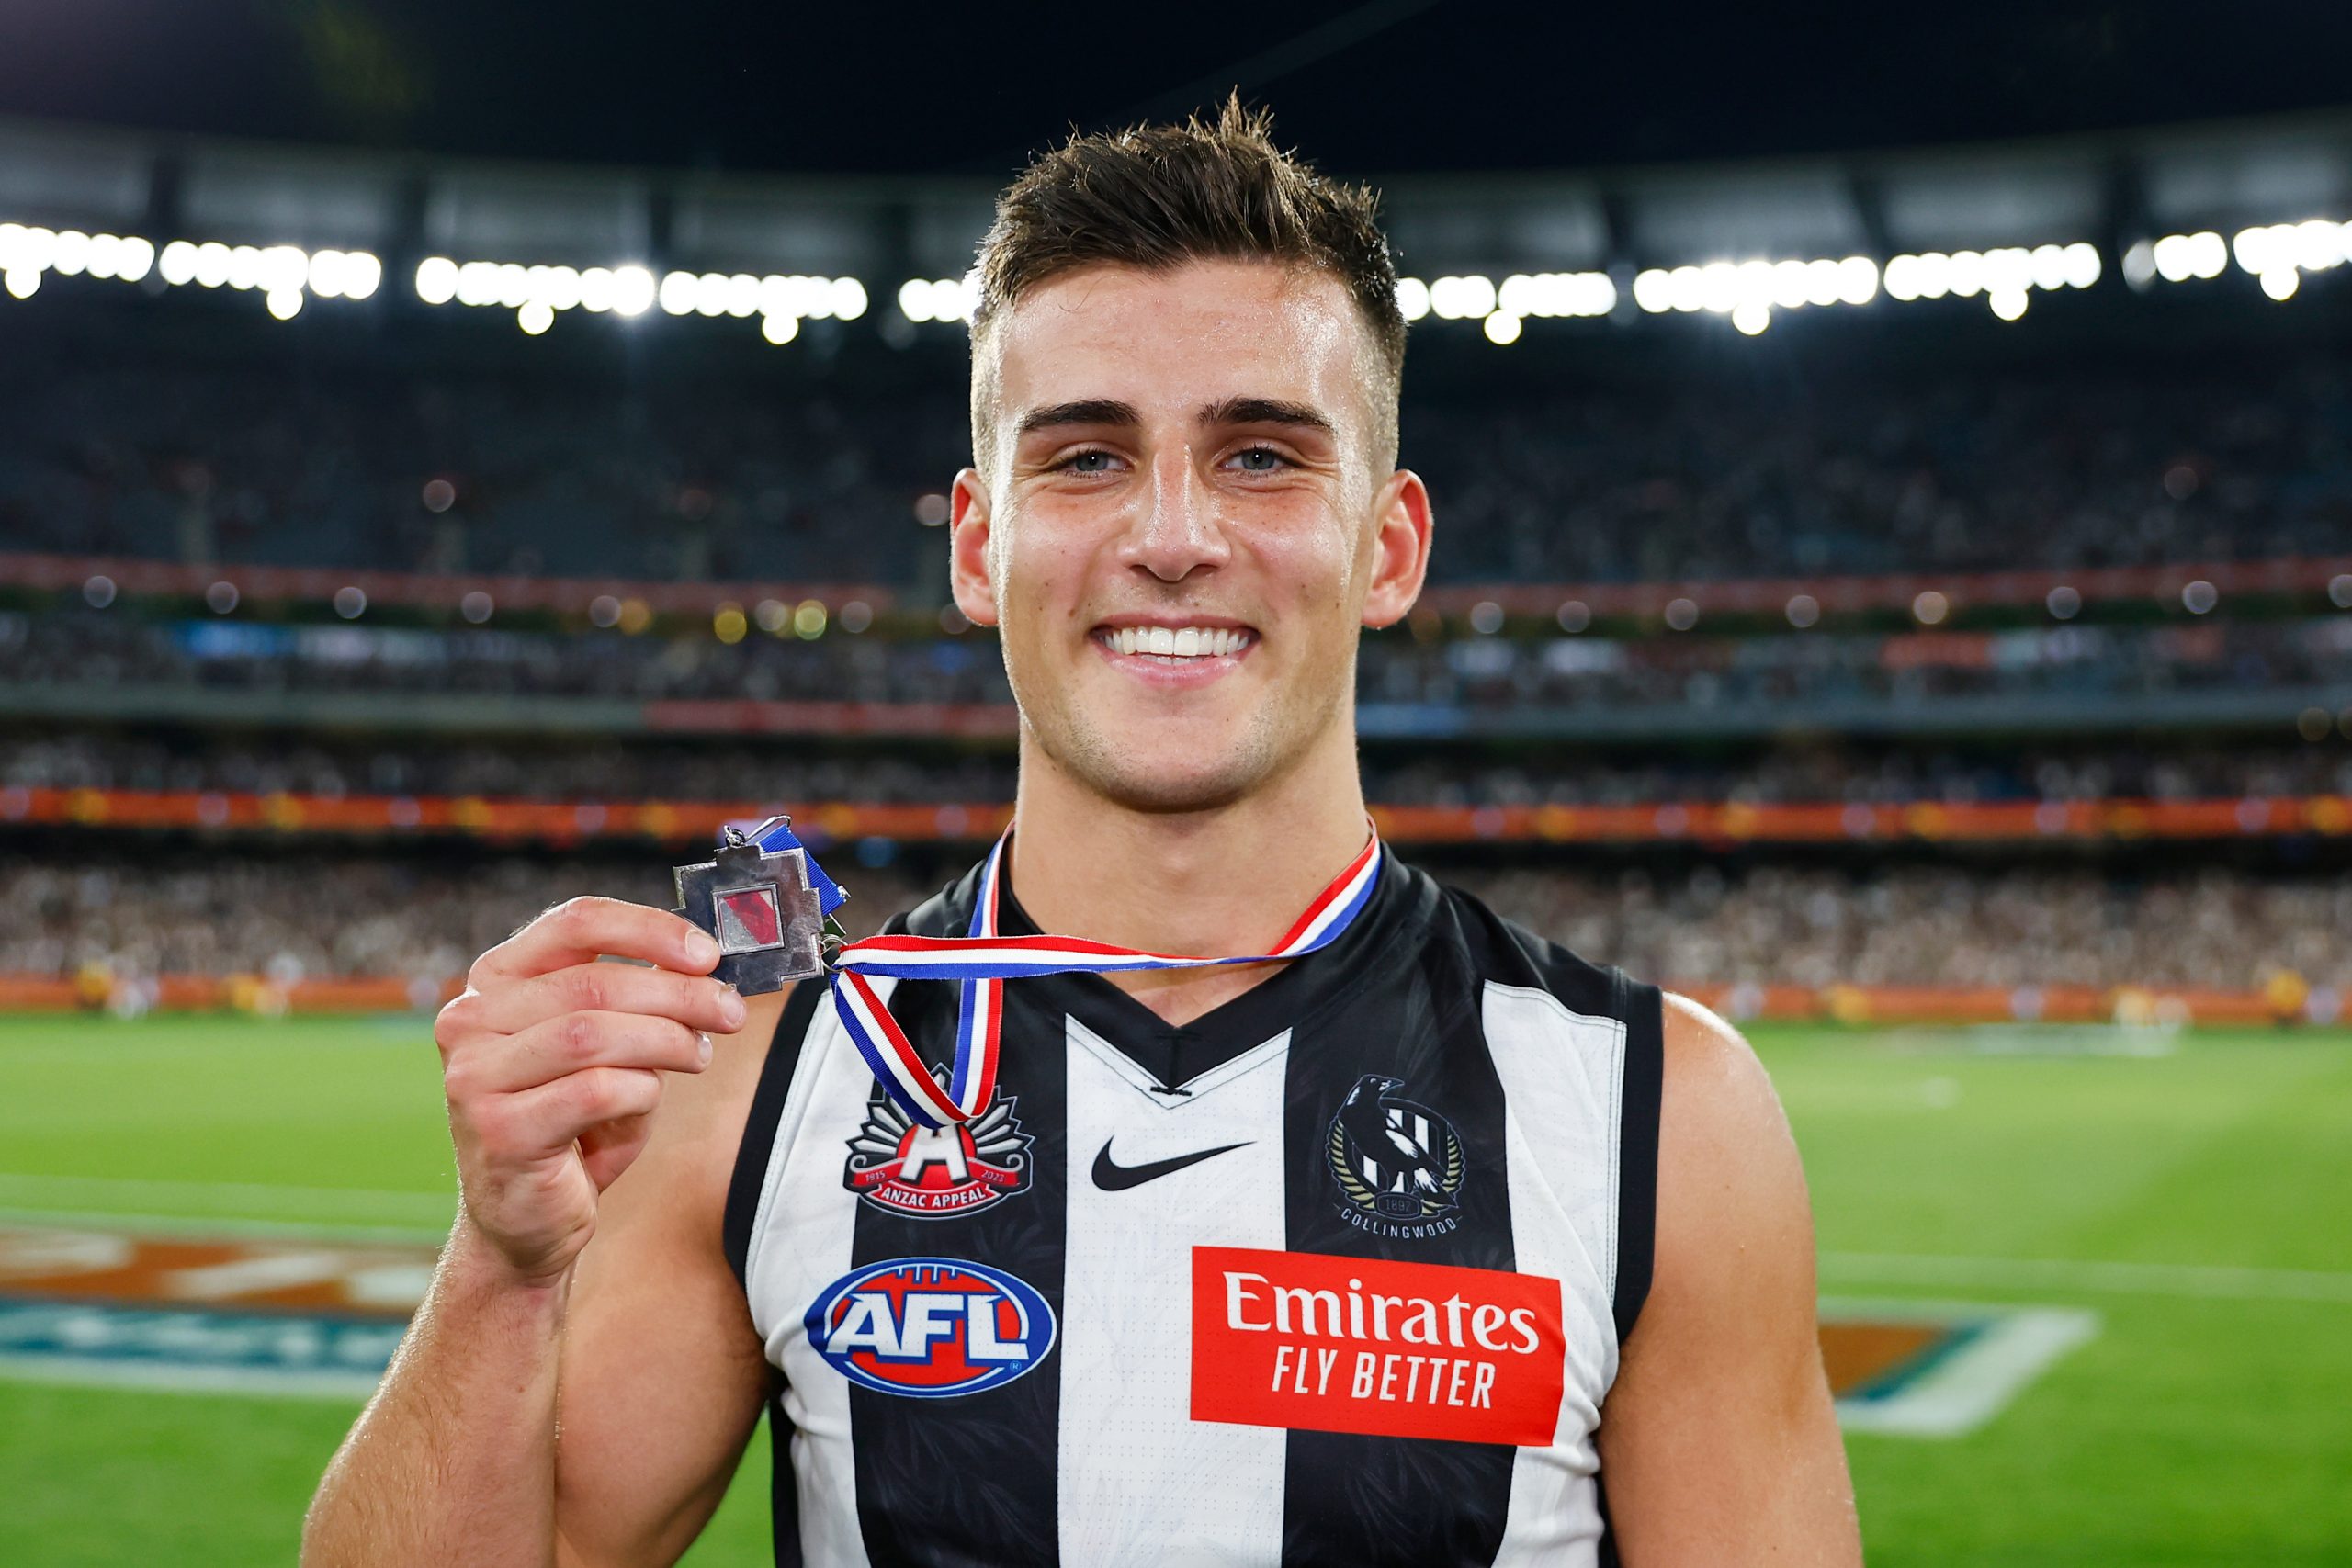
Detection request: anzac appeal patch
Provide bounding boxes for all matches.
[843,1066,1034,1218]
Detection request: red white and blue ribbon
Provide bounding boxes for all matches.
[820,829,1384,1129]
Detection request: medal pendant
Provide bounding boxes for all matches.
[671,824,829,994]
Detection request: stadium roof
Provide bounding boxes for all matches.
[2,2,2348,179]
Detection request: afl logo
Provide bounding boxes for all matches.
[1327,1074,1467,1239]
[805,1258,1057,1398]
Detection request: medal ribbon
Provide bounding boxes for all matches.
[769,823,1382,1129]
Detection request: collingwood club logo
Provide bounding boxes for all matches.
[1327,1074,1465,1238]
[844,1066,1033,1218]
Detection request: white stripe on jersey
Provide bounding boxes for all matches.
[1057,1017,1294,1566]
[1481,980,1627,1566]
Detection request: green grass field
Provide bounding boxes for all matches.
[3,1010,2348,1566]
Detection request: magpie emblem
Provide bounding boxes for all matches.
[1326,1074,1466,1238]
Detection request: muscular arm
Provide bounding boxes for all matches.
[301,968,786,1568]
[1596,993,1862,1566]
[553,989,779,1565]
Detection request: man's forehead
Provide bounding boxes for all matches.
[982,261,1375,435]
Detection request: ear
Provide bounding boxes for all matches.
[1360,468,1433,630]
[947,467,1001,628]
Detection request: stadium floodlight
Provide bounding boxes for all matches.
[695,272,729,318]
[3,267,35,299]
[831,276,868,321]
[266,288,302,321]
[1429,275,1497,320]
[1482,310,1522,344]
[517,299,554,334]
[1497,272,1616,321]
[577,266,616,312]
[2262,269,2300,301]
[610,265,656,316]
[1732,300,1770,335]
[342,251,380,299]
[160,241,199,286]
[896,276,975,323]
[762,311,798,344]
[1395,276,1431,321]
[2152,231,2228,283]
[415,256,458,304]
[1990,288,2028,321]
[659,270,697,315]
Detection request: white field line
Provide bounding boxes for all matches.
[0,1172,452,1224]
[1823,1250,2352,1304]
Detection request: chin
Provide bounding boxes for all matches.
[1039,713,1285,815]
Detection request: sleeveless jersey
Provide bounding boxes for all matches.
[725,848,1663,1568]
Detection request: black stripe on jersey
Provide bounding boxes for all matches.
[844,885,1068,1568]
[1611,976,1664,1346]
[1279,864,1522,1568]
[724,976,826,1291]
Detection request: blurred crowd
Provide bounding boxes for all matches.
[6,345,2350,586]
[9,604,2349,719]
[4,846,2342,994]
[7,728,2352,807]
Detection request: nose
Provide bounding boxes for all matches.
[1117,444,1232,583]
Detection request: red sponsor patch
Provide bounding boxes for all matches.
[1191,1246,1564,1447]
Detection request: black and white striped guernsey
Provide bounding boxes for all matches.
[723,846,1664,1567]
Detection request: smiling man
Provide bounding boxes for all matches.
[305,104,1861,1568]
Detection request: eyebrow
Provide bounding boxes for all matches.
[1199,396,1335,436]
[1015,399,1139,437]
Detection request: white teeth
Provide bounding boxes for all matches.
[1103,626,1251,659]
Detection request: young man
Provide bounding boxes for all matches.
[305,106,1861,1567]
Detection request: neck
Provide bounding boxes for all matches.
[1008,728,1371,1025]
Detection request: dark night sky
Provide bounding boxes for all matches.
[1,1,2348,180]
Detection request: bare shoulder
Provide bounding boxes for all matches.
[1645,990,1813,1300]
[1657,990,1801,1178]
[1595,993,1860,1564]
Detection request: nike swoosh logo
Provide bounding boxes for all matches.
[1091,1139,1251,1191]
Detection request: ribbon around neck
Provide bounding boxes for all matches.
[760,820,1383,1129]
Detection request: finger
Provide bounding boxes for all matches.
[579,1112,657,1193]
[480,1066,666,1159]
[474,960,746,1037]
[468,1011,713,1094]
[474,897,720,984]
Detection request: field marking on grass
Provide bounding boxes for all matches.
[0,1173,453,1228]
[1823,1251,2352,1304]
[1821,1296,2101,1438]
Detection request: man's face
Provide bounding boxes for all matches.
[951,259,1430,814]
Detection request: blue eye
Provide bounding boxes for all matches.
[1232,447,1284,472]
[1066,451,1115,474]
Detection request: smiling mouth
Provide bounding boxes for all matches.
[1093,625,1256,660]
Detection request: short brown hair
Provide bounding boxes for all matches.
[968,98,1406,467]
